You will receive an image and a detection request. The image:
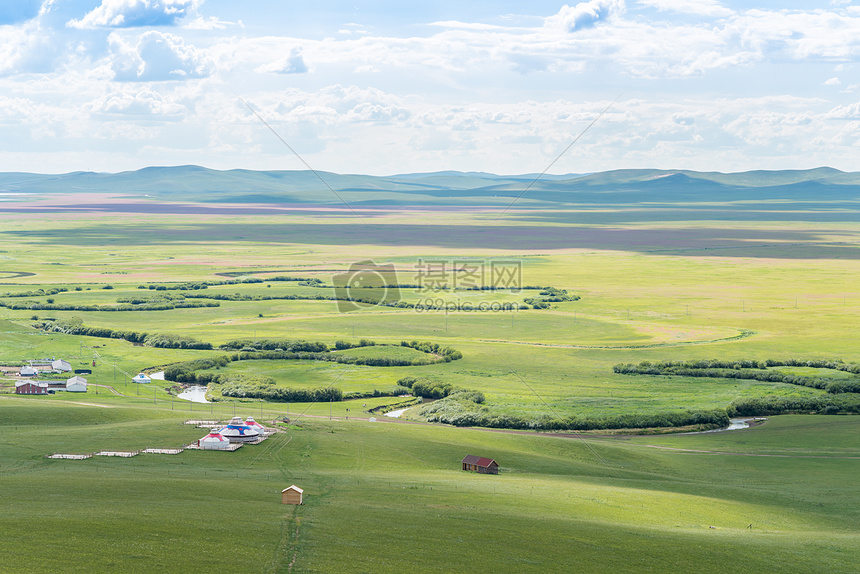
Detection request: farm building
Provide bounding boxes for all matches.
[461,455,500,474]
[132,373,151,384]
[19,366,38,377]
[198,432,232,450]
[52,359,72,372]
[282,485,303,505]
[66,376,88,392]
[16,381,48,395]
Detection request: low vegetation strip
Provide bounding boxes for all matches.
[159,341,463,402]
[39,317,213,349]
[728,394,860,416]
[182,285,577,310]
[614,358,860,394]
[219,384,344,402]
[418,389,730,430]
[5,300,219,312]
[220,338,463,365]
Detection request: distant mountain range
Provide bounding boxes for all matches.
[2,165,859,208]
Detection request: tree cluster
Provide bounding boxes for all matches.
[728,394,860,416]
[614,359,860,394]
[40,317,213,349]
[418,391,728,430]
[219,383,343,403]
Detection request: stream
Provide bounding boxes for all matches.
[177,385,210,403]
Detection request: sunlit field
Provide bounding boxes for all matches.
[1,197,859,572]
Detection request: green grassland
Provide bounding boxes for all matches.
[0,400,857,573]
[1,186,859,571]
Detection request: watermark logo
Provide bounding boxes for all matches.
[331,260,401,312]
[333,258,523,312]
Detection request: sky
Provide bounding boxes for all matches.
[0,0,859,175]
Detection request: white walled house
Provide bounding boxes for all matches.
[52,359,72,372]
[132,373,151,384]
[66,376,88,392]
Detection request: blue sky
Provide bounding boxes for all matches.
[0,0,858,174]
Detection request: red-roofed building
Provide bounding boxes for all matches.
[461,455,500,474]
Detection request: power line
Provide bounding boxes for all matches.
[290,367,353,424]
[495,92,624,221]
[232,90,366,224]
[499,357,616,475]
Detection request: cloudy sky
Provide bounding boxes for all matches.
[1,0,859,175]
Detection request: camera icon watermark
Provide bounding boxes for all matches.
[332,260,401,312]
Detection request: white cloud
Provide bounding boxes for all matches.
[92,87,187,117]
[109,31,208,81]
[826,101,860,119]
[638,0,734,18]
[429,21,522,32]
[184,16,231,30]
[194,4,860,83]
[256,47,309,75]
[545,0,626,32]
[38,0,58,18]
[0,20,57,75]
[68,0,200,29]
[5,2,860,173]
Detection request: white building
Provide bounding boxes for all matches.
[245,417,267,435]
[217,417,260,443]
[132,373,151,384]
[199,432,232,450]
[19,366,38,377]
[66,376,88,392]
[52,359,72,372]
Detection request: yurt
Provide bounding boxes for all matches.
[66,376,88,392]
[199,432,232,450]
[217,417,260,443]
[132,373,151,384]
[244,417,267,435]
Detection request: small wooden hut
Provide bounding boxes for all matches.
[282,485,304,505]
[461,455,500,474]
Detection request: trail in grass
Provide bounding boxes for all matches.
[478,329,754,349]
[636,444,860,459]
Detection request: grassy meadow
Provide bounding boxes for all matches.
[1,193,859,572]
[0,399,857,573]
